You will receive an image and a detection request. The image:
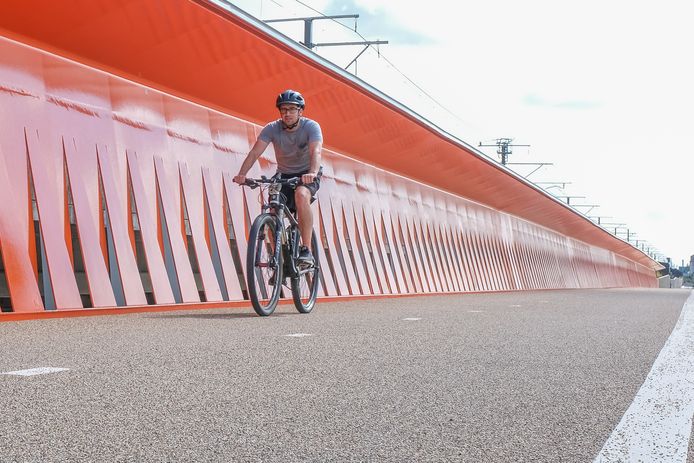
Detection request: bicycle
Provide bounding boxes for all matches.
[242,175,321,316]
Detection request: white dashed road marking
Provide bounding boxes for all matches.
[402,318,422,321]
[467,310,483,313]
[2,367,70,376]
[284,333,313,337]
[594,291,694,463]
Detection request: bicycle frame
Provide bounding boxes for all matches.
[250,177,308,281]
[267,202,314,281]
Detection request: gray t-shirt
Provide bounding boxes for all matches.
[258,117,323,173]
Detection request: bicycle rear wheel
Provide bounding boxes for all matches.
[247,214,283,316]
[291,230,320,313]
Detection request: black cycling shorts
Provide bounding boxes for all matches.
[279,168,322,212]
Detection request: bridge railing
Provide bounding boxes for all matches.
[0,34,656,315]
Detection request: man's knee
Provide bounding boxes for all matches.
[295,186,311,204]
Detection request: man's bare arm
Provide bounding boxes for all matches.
[233,139,269,184]
[302,140,322,184]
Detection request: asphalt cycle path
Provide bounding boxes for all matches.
[0,288,691,462]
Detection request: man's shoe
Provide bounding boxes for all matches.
[297,246,314,266]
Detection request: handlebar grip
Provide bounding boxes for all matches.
[284,177,302,188]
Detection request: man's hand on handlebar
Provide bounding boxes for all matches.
[233,174,246,185]
[301,172,317,184]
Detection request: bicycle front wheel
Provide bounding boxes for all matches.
[291,230,321,314]
[247,214,283,316]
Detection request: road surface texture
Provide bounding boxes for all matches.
[0,288,691,462]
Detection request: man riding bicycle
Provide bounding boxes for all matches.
[233,89,322,266]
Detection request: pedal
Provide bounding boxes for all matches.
[298,260,315,270]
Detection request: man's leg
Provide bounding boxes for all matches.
[294,186,313,250]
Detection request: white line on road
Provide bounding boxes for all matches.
[284,333,313,337]
[467,310,483,313]
[402,318,422,321]
[594,291,694,463]
[1,367,70,376]
[509,304,522,307]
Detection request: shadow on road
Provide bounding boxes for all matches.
[145,312,296,320]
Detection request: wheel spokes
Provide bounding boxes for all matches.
[254,224,278,303]
[298,269,316,302]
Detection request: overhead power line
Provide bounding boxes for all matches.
[264,14,388,73]
[289,0,472,128]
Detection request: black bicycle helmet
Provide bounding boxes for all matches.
[276,89,305,109]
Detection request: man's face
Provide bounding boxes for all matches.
[279,104,302,126]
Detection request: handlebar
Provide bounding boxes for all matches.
[243,176,301,189]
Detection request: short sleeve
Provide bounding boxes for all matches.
[258,122,275,143]
[306,120,323,143]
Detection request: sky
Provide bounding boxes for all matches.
[231,0,694,266]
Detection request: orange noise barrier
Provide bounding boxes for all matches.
[0,6,655,317]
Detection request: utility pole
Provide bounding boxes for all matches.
[588,216,612,225]
[615,229,634,242]
[264,15,388,72]
[553,195,586,206]
[553,196,602,215]
[479,138,530,165]
[479,138,552,178]
[600,223,626,235]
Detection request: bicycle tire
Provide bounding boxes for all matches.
[291,230,321,313]
[247,214,283,316]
